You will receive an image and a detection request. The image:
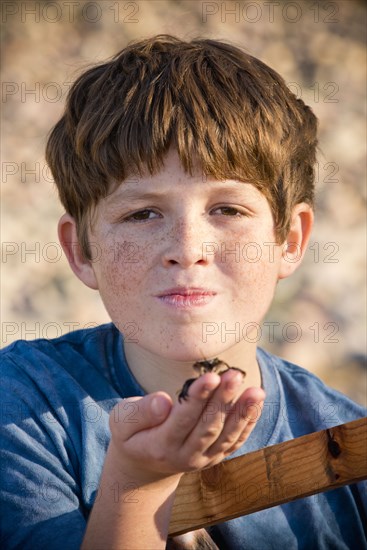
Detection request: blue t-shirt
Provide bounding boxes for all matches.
[1,323,366,549]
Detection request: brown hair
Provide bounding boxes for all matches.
[46,34,318,259]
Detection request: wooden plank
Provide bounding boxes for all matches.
[168,417,367,536]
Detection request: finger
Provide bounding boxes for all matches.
[181,369,247,455]
[222,387,265,441]
[163,372,223,448]
[224,398,265,456]
[109,392,172,442]
[204,388,265,459]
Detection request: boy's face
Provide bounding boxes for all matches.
[61,148,311,361]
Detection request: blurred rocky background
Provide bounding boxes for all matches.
[1,0,366,406]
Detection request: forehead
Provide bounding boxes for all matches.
[104,148,266,205]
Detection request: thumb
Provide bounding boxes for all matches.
[109,392,172,441]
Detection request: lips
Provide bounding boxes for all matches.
[155,287,217,309]
[157,287,216,297]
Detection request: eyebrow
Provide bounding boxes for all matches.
[106,181,255,205]
[105,190,169,206]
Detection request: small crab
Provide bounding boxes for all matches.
[177,357,246,403]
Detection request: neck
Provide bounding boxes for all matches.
[123,341,262,402]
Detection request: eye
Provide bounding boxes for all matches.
[211,206,245,217]
[123,209,161,222]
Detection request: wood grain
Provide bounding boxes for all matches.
[169,417,367,536]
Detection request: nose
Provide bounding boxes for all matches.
[161,216,211,268]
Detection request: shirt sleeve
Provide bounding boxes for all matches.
[1,356,87,549]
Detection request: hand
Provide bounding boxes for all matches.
[108,369,265,485]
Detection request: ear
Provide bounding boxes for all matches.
[58,213,98,290]
[278,203,314,280]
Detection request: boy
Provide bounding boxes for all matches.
[1,35,366,549]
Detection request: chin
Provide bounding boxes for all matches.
[151,339,233,363]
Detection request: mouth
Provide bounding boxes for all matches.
[155,287,217,309]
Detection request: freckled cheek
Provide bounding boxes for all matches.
[223,245,280,310]
[96,261,149,326]
[96,242,155,297]
[219,236,278,274]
